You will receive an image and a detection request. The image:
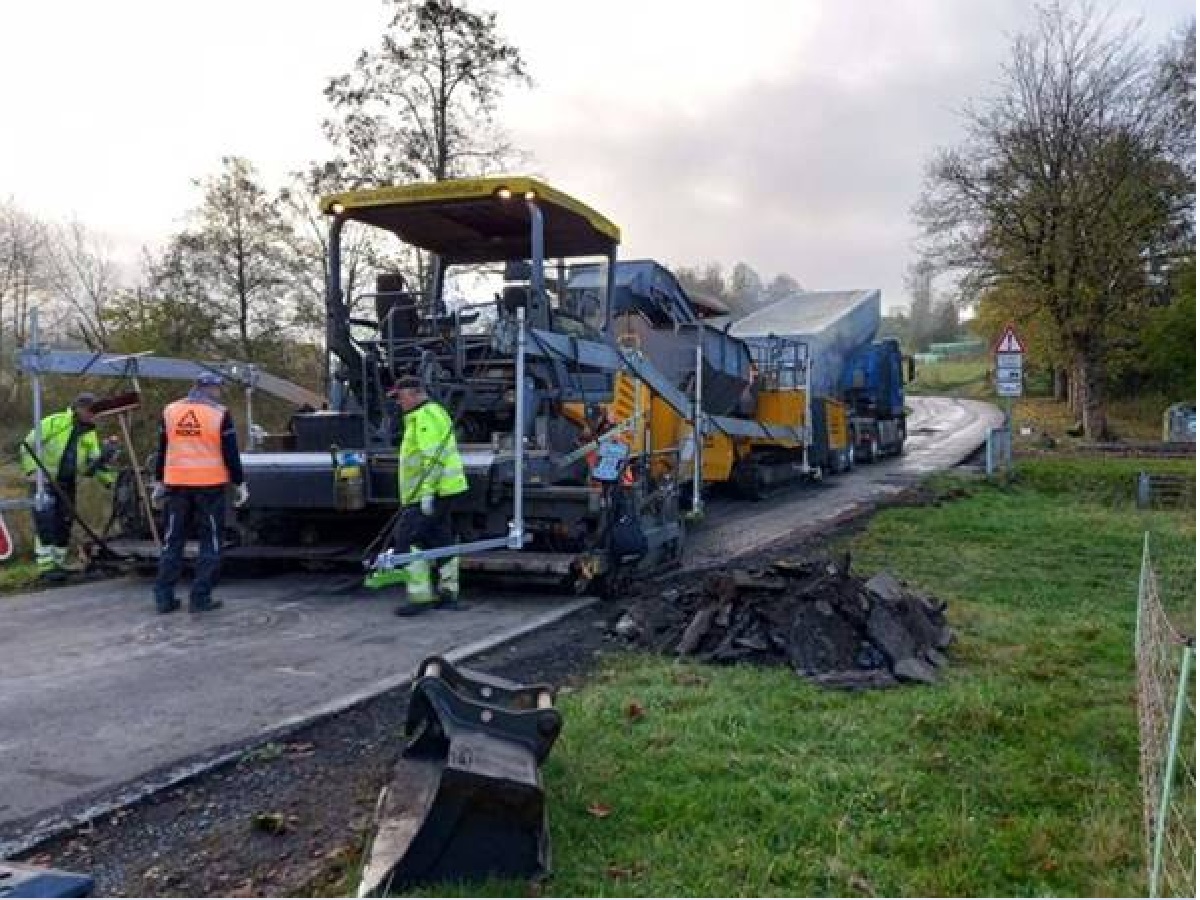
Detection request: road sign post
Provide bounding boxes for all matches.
[992,324,1026,480]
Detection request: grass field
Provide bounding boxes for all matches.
[907,356,1177,444]
[387,457,1194,898]
[906,356,993,400]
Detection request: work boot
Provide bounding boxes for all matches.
[364,567,408,591]
[394,600,434,617]
[157,598,182,614]
[189,598,224,613]
[39,569,67,583]
[435,590,466,610]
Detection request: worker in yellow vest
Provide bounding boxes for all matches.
[365,375,469,616]
[19,392,118,580]
[150,372,249,614]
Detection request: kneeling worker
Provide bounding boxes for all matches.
[20,393,118,579]
[151,372,249,614]
[366,375,468,616]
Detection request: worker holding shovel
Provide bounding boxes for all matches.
[19,393,119,580]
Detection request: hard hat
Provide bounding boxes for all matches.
[73,392,99,409]
[195,372,225,386]
[388,374,423,396]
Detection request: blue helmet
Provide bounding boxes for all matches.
[195,372,224,387]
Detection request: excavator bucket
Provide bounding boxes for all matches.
[357,657,563,896]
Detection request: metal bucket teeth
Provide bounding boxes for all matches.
[357,657,562,896]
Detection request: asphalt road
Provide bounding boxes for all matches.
[0,396,1001,850]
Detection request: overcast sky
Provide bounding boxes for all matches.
[0,0,1191,311]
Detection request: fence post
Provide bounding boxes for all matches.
[1149,644,1194,898]
[1137,472,1151,509]
[1136,531,1150,650]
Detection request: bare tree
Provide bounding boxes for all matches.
[675,262,734,312]
[279,165,413,330]
[727,262,765,316]
[166,157,300,359]
[0,200,47,357]
[323,0,531,187]
[764,273,803,303]
[43,221,126,350]
[915,1,1194,438]
[1156,21,1195,176]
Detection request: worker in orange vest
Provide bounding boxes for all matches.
[150,372,249,614]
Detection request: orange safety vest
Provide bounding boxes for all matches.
[162,399,230,487]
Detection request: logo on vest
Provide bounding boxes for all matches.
[174,409,204,437]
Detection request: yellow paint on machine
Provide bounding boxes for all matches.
[824,399,850,451]
[565,376,845,486]
[755,389,806,432]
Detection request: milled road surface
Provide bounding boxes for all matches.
[0,396,999,853]
[688,395,1000,564]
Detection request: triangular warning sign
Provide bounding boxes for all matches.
[0,512,12,561]
[177,410,202,428]
[994,324,1025,354]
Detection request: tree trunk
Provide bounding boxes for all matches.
[1068,359,1084,418]
[1079,352,1108,441]
[1052,366,1067,402]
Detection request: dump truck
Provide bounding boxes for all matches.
[731,289,907,468]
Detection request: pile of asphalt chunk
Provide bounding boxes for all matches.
[614,554,954,689]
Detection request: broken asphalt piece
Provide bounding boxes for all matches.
[251,812,289,834]
[864,571,905,603]
[616,554,954,690]
[893,657,938,685]
[613,612,640,639]
[676,605,716,656]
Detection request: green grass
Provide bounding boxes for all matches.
[0,461,112,594]
[908,356,1181,443]
[382,458,1194,898]
[1013,397,1169,445]
[907,356,990,399]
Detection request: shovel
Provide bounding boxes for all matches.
[92,389,160,549]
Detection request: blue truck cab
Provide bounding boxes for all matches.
[839,338,907,461]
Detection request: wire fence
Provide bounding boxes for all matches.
[1135,532,1195,898]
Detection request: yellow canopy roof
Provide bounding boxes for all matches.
[320,176,621,263]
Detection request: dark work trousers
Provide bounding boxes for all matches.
[31,479,76,546]
[154,487,226,610]
[389,503,454,579]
